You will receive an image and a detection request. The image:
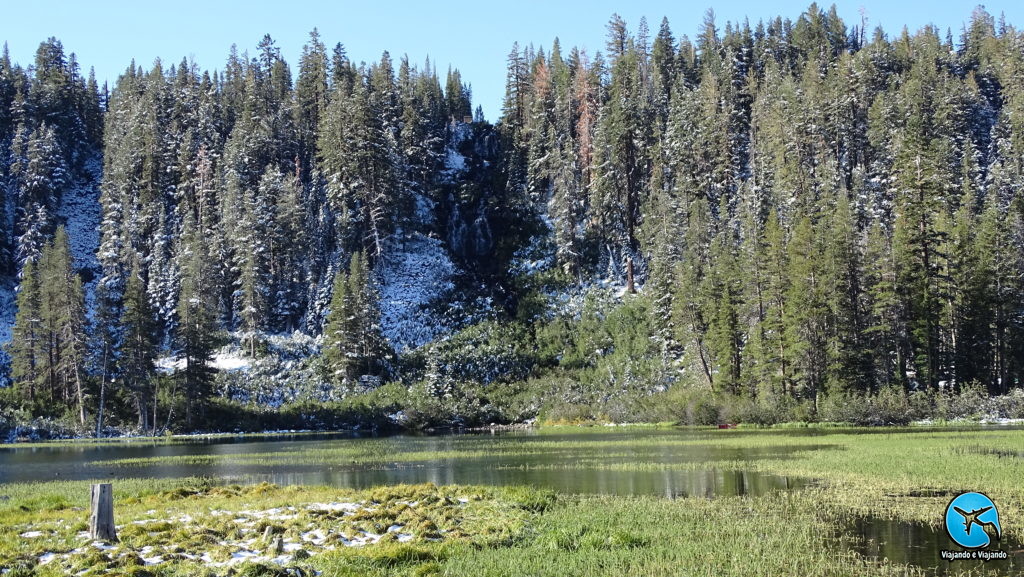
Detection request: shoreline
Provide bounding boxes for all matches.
[4,417,1024,447]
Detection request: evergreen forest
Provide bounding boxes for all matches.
[3,4,1024,435]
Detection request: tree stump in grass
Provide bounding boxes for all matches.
[89,483,117,541]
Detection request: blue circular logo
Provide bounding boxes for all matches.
[944,492,1001,549]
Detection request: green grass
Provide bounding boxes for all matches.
[1,426,1022,575]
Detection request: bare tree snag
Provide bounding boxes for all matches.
[89,483,117,542]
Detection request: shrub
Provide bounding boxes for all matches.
[403,320,537,386]
[651,386,720,425]
[817,386,928,426]
[733,394,800,426]
[984,388,1024,419]
[944,382,988,420]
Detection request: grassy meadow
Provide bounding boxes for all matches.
[0,426,1021,576]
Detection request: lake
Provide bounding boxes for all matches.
[0,428,815,498]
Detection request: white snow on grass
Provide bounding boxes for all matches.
[19,531,44,538]
[20,496,454,572]
[307,502,361,512]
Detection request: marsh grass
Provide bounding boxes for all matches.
[2,427,1023,575]
[0,481,546,577]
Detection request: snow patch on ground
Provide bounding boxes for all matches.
[441,121,472,179]
[19,531,44,538]
[37,500,430,570]
[413,194,437,224]
[444,148,466,174]
[214,332,337,406]
[378,232,457,352]
[157,349,252,374]
[38,552,58,565]
[913,417,1024,426]
[212,352,251,371]
[154,356,184,374]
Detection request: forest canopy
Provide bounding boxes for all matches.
[2,4,1024,433]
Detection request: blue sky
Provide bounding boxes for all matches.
[4,1,1023,120]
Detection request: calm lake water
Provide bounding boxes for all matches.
[854,517,1024,576]
[0,429,815,498]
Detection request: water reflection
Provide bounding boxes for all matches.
[852,517,1024,576]
[222,464,805,498]
[0,429,811,498]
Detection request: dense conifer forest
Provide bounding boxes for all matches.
[3,4,1024,435]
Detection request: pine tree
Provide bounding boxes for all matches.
[821,190,867,393]
[119,256,159,433]
[863,221,903,391]
[784,214,828,403]
[651,17,677,120]
[90,282,119,436]
[29,38,91,162]
[322,251,390,387]
[591,24,653,292]
[175,216,218,427]
[7,259,44,409]
[295,29,329,174]
[500,43,530,195]
[445,67,471,121]
[319,72,400,257]
[705,226,743,394]
[759,210,792,396]
[271,168,308,330]
[671,196,715,389]
[322,260,354,385]
[39,227,88,424]
[346,251,390,378]
[13,123,67,265]
[399,56,446,194]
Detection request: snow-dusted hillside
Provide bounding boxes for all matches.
[378,231,457,352]
[0,276,13,386]
[55,158,103,307]
[0,159,101,377]
[375,122,483,353]
[0,118,502,401]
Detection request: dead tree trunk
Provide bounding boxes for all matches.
[89,483,117,542]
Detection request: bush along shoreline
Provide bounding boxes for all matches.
[3,385,1023,442]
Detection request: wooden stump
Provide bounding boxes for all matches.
[89,483,117,542]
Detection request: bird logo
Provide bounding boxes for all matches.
[945,492,1001,549]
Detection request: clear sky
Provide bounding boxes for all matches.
[4,1,1023,120]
